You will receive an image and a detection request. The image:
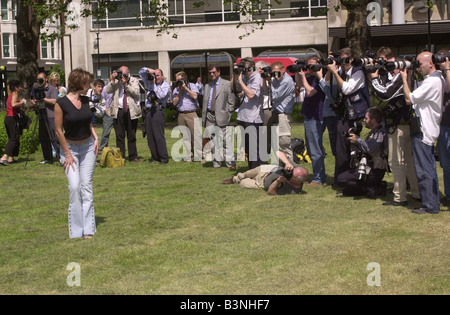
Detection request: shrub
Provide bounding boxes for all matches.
[0,110,40,156]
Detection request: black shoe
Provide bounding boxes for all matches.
[383,201,408,207]
[40,160,53,165]
[412,208,439,215]
[440,198,450,207]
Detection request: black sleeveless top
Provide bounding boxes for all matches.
[57,96,93,141]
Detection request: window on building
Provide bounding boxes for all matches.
[254,0,327,20]
[92,0,324,29]
[1,0,8,21]
[1,0,15,21]
[2,33,10,57]
[40,39,60,60]
[2,33,16,58]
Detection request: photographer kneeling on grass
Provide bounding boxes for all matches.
[222,151,308,196]
[337,107,388,198]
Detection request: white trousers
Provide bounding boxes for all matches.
[60,138,97,239]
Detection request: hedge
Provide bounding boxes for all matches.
[0,110,40,156]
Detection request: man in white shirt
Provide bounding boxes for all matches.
[401,51,449,214]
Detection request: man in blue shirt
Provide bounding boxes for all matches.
[296,56,327,186]
[173,71,201,162]
[269,62,296,161]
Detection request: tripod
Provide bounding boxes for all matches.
[24,102,60,168]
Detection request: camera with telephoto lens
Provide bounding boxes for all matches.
[282,168,294,180]
[356,153,371,182]
[147,72,155,81]
[385,57,421,71]
[287,60,307,73]
[344,121,363,138]
[432,52,450,65]
[320,52,352,66]
[233,61,254,75]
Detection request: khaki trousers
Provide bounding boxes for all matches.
[389,125,420,202]
[233,165,277,189]
[178,112,202,161]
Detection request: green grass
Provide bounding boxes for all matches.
[0,124,449,295]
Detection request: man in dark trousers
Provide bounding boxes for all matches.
[326,48,371,186]
[34,72,60,164]
[139,67,171,164]
[106,66,142,163]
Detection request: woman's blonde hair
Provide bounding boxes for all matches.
[49,72,60,82]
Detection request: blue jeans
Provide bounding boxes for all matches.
[411,135,440,213]
[305,118,326,184]
[322,115,338,156]
[100,114,114,154]
[438,126,450,201]
[60,138,97,238]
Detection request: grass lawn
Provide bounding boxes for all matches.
[0,123,449,295]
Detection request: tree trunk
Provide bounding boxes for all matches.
[16,0,41,95]
[341,0,371,57]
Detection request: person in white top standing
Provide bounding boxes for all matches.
[401,51,449,214]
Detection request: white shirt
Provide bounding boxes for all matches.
[341,67,366,96]
[410,71,448,146]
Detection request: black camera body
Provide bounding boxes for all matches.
[31,80,48,110]
[174,79,189,89]
[287,60,307,73]
[234,62,254,75]
[282,168,294,180]
[116,70,123,81]
[432,52,450,65]
[320,56,352,66]
[329,93,347,118]
[260,66,273,79]
[147,72,155,81]
[344,121,363,138]
[147,90,158,104]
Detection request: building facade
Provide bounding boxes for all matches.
[64,0,329,83]
[0,0,64,79]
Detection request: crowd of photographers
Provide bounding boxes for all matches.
[3,45,450,209]
[279,46,450,213]
[220,46,450,209]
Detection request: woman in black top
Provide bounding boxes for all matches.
[54,68,99,239]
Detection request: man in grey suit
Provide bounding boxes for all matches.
[202,65,236,169]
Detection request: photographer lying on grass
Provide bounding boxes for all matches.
[222,151,308,195]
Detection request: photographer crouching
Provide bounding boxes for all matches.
[31,72,61,164]
[337,108,387,198]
